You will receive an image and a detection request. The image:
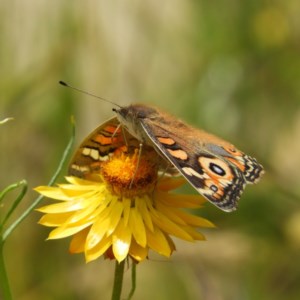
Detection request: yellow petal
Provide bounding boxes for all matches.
[165,234,176,252]
[85,217,110,250]
[38,212,73,227]
[81,195,112,221]
[156,191,205,208]
[69,227,90,253]
[129,239,148,262]
[59,188,97,198]
[156,202,187,226]
[85,236,112,263]
[151,210,194,242]
[37,195,98,213]
[146,227,171,257]
[183,226,206,241]
[175,210,215,228]
[157,177,186,191]
[48,222,93,239]
[112,219,131,262]
[128,207,147,247]
[106,201,123,235]
[34,186,74,201]
[65,176,101,185]
[137,197,154,232]
[122,198,131,227]
[65,200,102,224]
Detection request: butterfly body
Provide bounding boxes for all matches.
[70,104,264,212]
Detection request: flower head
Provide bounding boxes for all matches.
[35,146,214,263]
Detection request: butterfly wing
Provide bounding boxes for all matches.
[140,117,264,212]
[68,117,139,178]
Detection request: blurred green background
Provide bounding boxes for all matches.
[1,1,300,299]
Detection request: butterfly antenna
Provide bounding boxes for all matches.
[59,81,122,108]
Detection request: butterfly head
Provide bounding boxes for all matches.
[113,104,158,142]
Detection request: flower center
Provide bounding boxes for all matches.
[101,146,159,198]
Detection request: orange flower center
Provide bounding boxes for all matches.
[101,147,159,197]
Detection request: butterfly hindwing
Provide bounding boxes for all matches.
[68,117,141,178]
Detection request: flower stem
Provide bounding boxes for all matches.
[127,262,136,300]
[2,118,75,241]
[111,260,125,300]
[0,242,12,300]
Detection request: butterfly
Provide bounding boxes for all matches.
[68,103,264,212]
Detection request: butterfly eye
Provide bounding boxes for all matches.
[209,163,226,176]
[118,107,129,117]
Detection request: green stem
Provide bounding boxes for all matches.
[0,242,12,300]
[0,117,75,299]
[0,181,24,204]
[111,260,125,300]
[2,118,75,241]
[127,261,136,300]
[1,180,27,228]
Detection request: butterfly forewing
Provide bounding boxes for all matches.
[139,113,264,212]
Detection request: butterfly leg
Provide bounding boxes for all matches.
[129,142,143,189]
[120,125,129,148]
[111,123,122,140]
[156,163,173,183]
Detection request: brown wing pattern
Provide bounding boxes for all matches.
[68,117,138,178]
[140,116,264,212]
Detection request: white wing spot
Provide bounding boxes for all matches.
[182,167,203,179]
[99,155,109,161]
[90,149,99,160]
[82,147,90,156]
[70,164,90,173]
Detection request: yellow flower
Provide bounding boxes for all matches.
[35,147,214,263]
